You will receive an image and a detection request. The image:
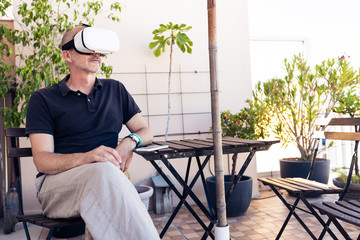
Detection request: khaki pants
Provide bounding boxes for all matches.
[36,162,160,240]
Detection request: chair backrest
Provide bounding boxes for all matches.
[4,127,32,216]
[314,117,360,141]
[313,117,360,200]
[5,128,32,158]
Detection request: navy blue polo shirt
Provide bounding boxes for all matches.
[25,75,141,154]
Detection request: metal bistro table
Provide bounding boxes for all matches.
[135,137,279,239]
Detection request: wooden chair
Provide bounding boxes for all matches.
[310,118,360,240]
[4,128,84,240]
[312,199,360,240]
[258,117,360,240]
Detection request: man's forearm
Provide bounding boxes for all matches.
[124,113,153,148]
[33,145,123,175]
[33,151,87,175]
[133,127,153,147]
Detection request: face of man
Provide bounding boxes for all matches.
[62,26,103,74]
[68,50,102,73]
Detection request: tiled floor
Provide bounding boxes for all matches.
[1,190,360,239]
[150,190,360,240]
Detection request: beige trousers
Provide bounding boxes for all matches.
[36,162,160,240]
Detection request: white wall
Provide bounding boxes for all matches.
[107,0,258,205]
[248,0,360,66]
[247,0,360,173]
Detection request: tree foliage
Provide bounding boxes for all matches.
[220,99,270,140]
[149,22,193,57]
[149,22,193,140]
[254,54,360,160]
[0,0,121,127]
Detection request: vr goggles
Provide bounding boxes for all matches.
[62,27,120,56]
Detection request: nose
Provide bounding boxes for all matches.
[92,53,102,57]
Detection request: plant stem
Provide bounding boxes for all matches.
[164,37,174,141]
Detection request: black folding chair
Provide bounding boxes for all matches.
[312,118,360,240]
[259,117,360,239]
[4,128,84,240]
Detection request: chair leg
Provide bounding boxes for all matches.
[300,195,338,240]
[22,221,31,240]
[318,219,332,240]
[270,186,317,240]
[331,217,353,240]
[46,228,54,240]
[269,185,338,240]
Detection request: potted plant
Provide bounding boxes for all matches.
[253,54,360,184]
[206,99,271,217]
[333,168,360,200]
[331,78,360,199]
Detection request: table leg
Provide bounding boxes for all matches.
[196,156,215,217]
[150,156,215,239]
[225,151,255,201]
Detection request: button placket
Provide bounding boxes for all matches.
[87,94,96,112]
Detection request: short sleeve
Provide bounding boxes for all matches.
[25,91,55,136]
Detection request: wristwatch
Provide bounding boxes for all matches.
[125,133,141,148]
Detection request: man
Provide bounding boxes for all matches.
[25,25,160,240]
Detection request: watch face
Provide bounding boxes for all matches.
[130,134,140,144]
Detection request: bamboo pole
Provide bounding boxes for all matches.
[207,0,228,228]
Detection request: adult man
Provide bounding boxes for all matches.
[25,25,160,240]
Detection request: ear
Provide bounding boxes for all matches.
[62,50,72,63]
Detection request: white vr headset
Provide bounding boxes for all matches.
[62,27,120,56]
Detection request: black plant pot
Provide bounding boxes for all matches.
[279,158,330,184]
[206,175,252,217]
[333,177,360,200]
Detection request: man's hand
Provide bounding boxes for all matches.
[85,145,123,168]
[116,138,136,171]
[30,133,124,174]
[117,113,154,172]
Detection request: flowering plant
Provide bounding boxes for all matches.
[332,59,360,179]
[332,86,360,117]
[253,54,360,161]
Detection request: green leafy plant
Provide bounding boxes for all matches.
[333,86,360,118]
[334,168,360,184]
[331,57,360,179]
[221,100,270,140]
[0,0,122,127]
[253,54,360,161]
[220,99,271,180]
[149,22,193,141]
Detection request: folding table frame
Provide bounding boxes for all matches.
[136,137,279,239]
